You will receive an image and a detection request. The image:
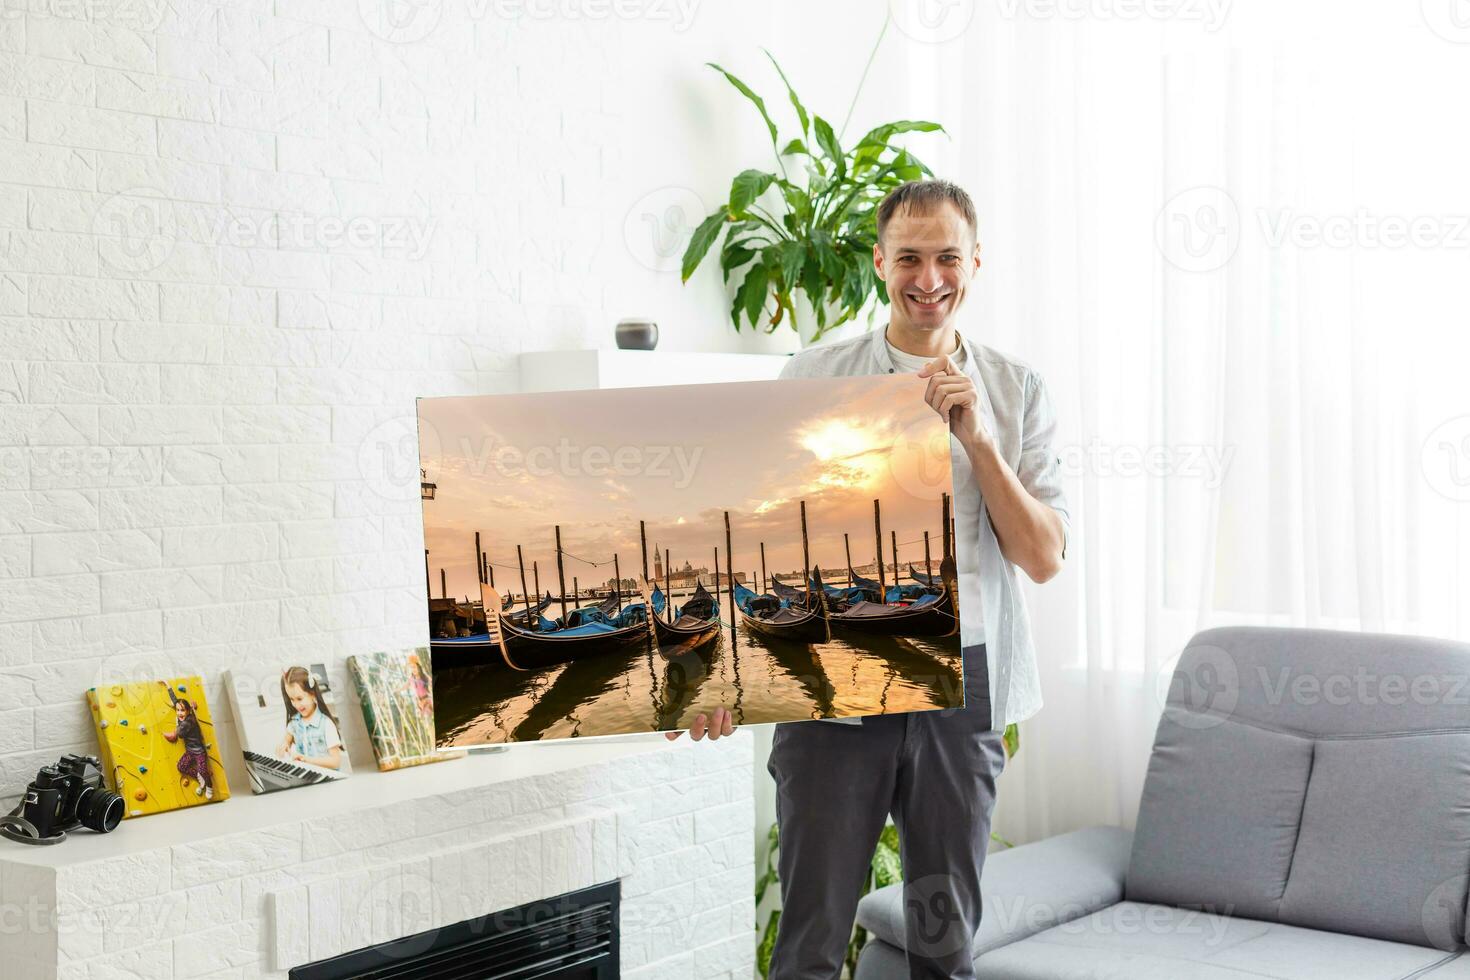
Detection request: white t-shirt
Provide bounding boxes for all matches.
[883,331,985,644]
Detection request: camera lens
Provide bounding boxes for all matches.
[75,786,124,833]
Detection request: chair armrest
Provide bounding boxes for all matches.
[855,826,1134,958]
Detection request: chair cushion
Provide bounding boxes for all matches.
[1126,708,1313,920]
[856,827,1133,959]
[968,902,1463,980]
[1279,733,1470,951]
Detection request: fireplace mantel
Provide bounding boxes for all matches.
[0,733,755,980]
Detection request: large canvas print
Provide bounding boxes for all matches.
[417,375,964,747]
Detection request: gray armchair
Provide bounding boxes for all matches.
[854,626,1470,978]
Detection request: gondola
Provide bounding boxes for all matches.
[772,573,867,613]
[844,565,886,603]
[641,578,721,656]
[734,567,831,644]
[475,583,654,671]
[769,576,807,606]
[830,556,960,639]
[506,590,555,626]
[431,589,592,662]
[908,563,939,588]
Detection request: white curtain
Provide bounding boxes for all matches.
[898,1,1470,842]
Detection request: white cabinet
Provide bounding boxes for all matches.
[518,349,788,392]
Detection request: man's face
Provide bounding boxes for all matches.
[874,202,981,333]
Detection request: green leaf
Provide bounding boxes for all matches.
[721,242,756,277]
[813,115,843,180]
[681,209,728,282]
[729,169,776,215]
[1003,722,1020,759]
[815,240,845,282]
[775,240,805,291]
[734,263,770,329]
[764,49,810,136]
[780,138,809,156]
[854,119,945,153]
[841,253,868,311]
[707,62,780,154]
[757,910,781,977]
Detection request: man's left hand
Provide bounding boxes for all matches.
[919,354,991,450]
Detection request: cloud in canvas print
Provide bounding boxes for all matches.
[418,374,964,746]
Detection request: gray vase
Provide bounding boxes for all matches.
[615,318,658,350]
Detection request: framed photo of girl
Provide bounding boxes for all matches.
[225,664,354,794]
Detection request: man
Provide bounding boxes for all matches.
[670,179,1070,979]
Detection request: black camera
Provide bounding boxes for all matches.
[1,754,125,845]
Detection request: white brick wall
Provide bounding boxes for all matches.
[0,735,755,979]
[0,0,870,807]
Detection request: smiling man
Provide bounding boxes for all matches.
[667,179,1070,978]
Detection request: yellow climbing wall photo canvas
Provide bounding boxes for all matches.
[85,676,231,818]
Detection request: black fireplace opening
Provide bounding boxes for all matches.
[289,879,620,980]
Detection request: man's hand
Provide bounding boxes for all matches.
[665,706,734,742]
[918,354,991,451]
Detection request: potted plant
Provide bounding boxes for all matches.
[681,47,945,347]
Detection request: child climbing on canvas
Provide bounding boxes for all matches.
[163,687,215,800]
[276,666,345,770]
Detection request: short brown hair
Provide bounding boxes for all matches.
[875,179,977,246]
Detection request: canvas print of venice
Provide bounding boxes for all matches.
[417,374,965,746]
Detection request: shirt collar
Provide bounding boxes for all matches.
[870,323,977,374]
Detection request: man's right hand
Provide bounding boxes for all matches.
[665,706,734,742]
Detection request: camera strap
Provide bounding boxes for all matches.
[0,802,67,846]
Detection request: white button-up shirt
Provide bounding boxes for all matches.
[779,327,1070,730]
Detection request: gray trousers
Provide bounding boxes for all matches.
[767,644,1006,980]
